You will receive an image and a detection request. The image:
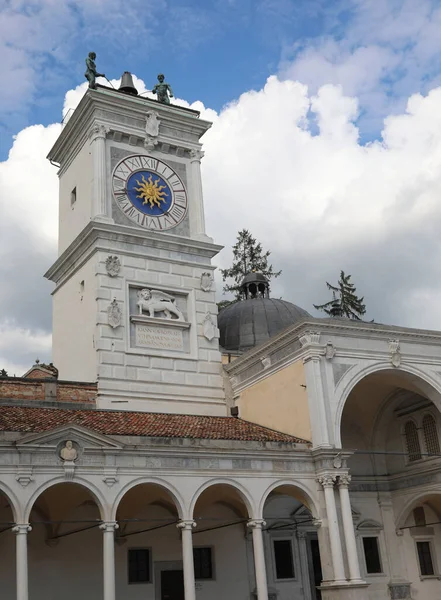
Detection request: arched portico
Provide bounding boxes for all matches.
[395,492,441,598]
[260,482,323,600]
[113,480,193,600]
[338,366,441,600]
[27,482,105,600]
[0,489,18,598]
[335,363,441,448]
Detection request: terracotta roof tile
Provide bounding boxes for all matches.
[0,405,309,444]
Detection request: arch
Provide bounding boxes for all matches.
[111,477,185,521]
[189,478,255,520]
[0,482,21,523]
[335,361,441,447]
[396,490,441,529]
[24,477,107,522]
[258,479,319,520]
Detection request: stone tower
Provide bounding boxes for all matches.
[45,81,225,415]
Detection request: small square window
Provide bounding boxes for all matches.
[362,537,382,574]
[273,539,295,580]
[193,547,213,579]
[417,541,435,576]
[128,548,151,583]
[71,187,77,207]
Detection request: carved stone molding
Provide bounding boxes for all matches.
[325,341,336,360]
[105,255,121,277]
[190,148,205,162]
[247,519,266,529]
[89,123,109,142]
[63,461,75,481]
[145,110,160,137]
[15,468,33,487]
[203,312,216,341]
[338,474,352,487]
[317,474,336,488]
[103,468,119,487]
[261,356,271,369]
[176,520,196,531]
[144,135,159,151]
[200,272,213,292]
[13,524,32,535]
[299,331,321,347]
[389,339,401,368]
[100,522,119,533]
[107,298,122,329]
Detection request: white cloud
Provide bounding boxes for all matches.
[3,75,441,373]
[280,1,441,135]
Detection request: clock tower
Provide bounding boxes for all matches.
[45,80,226,415]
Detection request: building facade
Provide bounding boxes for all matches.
[0,79,440,600]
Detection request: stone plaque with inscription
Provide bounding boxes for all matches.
[135,323,184,351]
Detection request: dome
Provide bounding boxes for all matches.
[218,297,311,353]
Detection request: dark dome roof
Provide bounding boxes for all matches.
[218,298,311,353]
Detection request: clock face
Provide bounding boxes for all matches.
[112,155,188,230]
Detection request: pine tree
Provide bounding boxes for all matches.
[220,229,282,301]
[314,271,366,320]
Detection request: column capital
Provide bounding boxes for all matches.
[247,519,266,530]
[317,474,336,488]
[177,520,196,531]
[338,474,352,488]
[89,123,110,142]
[190,148,205,162]
[100,521,119,533]
[13,524,32,534]
[296,530,307,539]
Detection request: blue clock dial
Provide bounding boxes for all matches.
[126,171,172,216]
[112,155,188,231]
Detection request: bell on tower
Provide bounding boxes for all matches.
[118,71,138,96]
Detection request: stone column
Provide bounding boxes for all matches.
[177,520,197,600]
[338,475,364,583]
[248,519,268,600]
[100,521,118,600]
[89,123,112,222]
[318,475,346,583]
[13,524,31,600]
[297,531,313,600]
[303,350,331,447]
[378,499,412,599]
[189,149,208,240]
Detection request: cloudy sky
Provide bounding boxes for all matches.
[2,0,441,375]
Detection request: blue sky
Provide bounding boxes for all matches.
[4,0,441,159]
[0,0,328,158]
[4,0,441,373]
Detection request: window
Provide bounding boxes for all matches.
[416,541,435,576]
[273,539,295,580]
[404,421,422,462]
[422,414,440,456]
[70,187,77,207]
[193,547,213,580]
[362,537,382,574]
[128,548,151,583]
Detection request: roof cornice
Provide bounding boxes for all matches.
[47,87,212,167]
[45,221,223,285]
[224,317,441,383]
